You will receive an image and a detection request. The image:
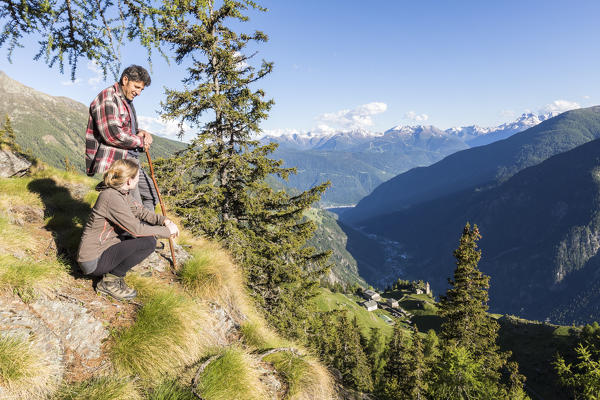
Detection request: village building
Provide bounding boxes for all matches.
[362,289,381,301]
[362,300,378,312]
[386,298,399,308]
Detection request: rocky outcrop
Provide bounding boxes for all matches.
[0,147,31,177]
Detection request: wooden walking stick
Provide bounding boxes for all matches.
[145,149,177,269]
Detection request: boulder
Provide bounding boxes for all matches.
[0,147,31,177]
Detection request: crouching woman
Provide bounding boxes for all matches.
[77,159,179,300]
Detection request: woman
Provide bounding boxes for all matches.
[77,159,179,300]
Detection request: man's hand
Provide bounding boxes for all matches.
[137,129,153,149]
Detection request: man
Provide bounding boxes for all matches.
[85,65,158,211]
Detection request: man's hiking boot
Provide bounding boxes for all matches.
[96,273,137,301]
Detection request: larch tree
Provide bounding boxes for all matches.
[0,0,179,79]
[154,0,330,338]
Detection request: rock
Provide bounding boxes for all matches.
[0,297,64,399]
[30,298,108,361]
[0,148,31,177]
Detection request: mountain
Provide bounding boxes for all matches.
[263,113,556,206]
[266,127,469,206]
[0,71,186,172]
[343,107,600,224]
[359,136,600,323]
[450,111,559,146]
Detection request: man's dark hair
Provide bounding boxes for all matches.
[119,65,151,86]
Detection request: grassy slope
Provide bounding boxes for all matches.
[0,164,336,400]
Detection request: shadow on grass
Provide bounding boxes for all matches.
[27,178,92,277]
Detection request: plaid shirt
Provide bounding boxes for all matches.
[85,83,144,176]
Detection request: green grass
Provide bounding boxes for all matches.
[146,380,196,400]
[263,351,309,399]
[0,335,40,388]
[53,376,140,400]
[110,277,211,380]
[0,255,67,301]
[195,347,266,400]
[313,288,393,337]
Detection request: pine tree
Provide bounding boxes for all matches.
[154,0,330,338]
[438,223,528,398]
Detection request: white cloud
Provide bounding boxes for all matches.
[261,128,301,137]
[87,61,104,87]
[138,115,191,141]
[583,95,591,100]
[233,51,249,71]
[61,78,81,86]
[404,110,429,122]
[541,100,580,114]
[316,102,388,131]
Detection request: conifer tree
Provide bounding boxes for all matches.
[1,115,19,151]
[380,324,414,399]
[366,327,386,387]
[555,323,600,399]
[409,327,428,400]
[438,223,528,398]
[154,0,330,338]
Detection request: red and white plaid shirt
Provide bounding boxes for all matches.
[85,83,143,176]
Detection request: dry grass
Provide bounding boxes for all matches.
[53,376,141,400]
[176,236,290,349]
[194,347,268,400]
[0,333,60,399]
[110,275,217,380]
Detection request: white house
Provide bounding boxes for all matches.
[386,298,399,308]
[362,300,378,312]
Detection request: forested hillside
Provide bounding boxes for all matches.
[362,136,600,323]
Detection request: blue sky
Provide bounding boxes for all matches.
[2,0,600,139]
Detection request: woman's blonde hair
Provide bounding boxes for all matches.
[103,159,139,189]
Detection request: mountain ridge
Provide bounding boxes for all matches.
[343,106,600,224]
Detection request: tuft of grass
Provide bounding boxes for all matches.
[263,351,336,400]
[195,347,267,400]
[0,255,66,301]
[263,351,309,398]
[146,380,196,400]
[0,334,58,399]
[0,335,39,387]
[240,321,286,350]
[179,251,223,298]
[110,276,215,380]
[54,376,141,400]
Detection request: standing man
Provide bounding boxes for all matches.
[85,65,158,211]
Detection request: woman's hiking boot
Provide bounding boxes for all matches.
[96,273,137,301]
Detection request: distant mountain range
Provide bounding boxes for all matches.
[262,112,558,206]
[0,71,185,172]
[339,106,600,323]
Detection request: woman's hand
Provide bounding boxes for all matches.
[165,219,179,238]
